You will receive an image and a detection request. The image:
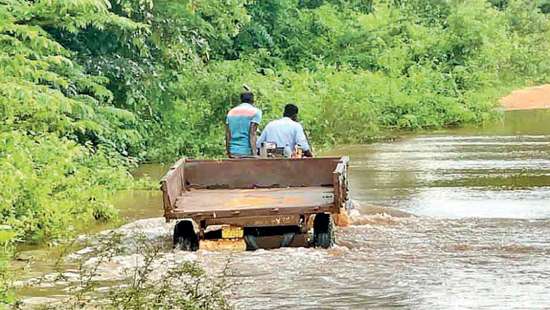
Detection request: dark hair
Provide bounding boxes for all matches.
[241,92,254,104]
[283,103,299,118]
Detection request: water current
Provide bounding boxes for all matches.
[16,109,550,309]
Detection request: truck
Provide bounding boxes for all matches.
[160,157,349,251]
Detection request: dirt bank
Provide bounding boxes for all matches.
[501,85,550,110]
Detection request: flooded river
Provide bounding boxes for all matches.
[17,109,550,309]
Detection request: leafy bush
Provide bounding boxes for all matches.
[0,0,145,157]
[0,227,16,305]
[0,132,131,243]
[0,0,140,284]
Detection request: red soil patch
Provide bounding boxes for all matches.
[501,85,550,111]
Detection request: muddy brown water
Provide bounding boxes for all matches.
[15,109,550,309]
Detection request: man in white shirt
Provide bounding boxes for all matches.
[256,104,313,157]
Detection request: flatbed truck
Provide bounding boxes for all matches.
[160,157,349,250]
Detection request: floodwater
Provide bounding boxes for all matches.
[16,109,550,309]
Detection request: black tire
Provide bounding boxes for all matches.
[244,234,259,251]
[280,232,296,247]
[173,220,199,251]
[313,213,335,249]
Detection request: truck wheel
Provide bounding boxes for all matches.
[281,232,296,247]
[244,234,259,251]
[173,220,199,251]
[313,213,335,249]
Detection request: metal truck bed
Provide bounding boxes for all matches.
[173,186,335,220]
[160,157,349,250]
[161,157,349,222]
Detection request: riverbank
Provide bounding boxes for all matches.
[501,84,550,110]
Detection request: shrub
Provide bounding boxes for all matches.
[0,132,131,244]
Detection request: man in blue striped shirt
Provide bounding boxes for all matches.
[257,104,313,158]
[225,92,262,157]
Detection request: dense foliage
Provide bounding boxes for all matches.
[0,0,145,239]
[2,0,550,304]
[110,0,550,160]
[0,0,141,302]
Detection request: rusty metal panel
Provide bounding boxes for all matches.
[172,204,333,221]
[205,215,302,227]
[161,156,350,224]
[160,158,185,220]
[332,156,349,213]
[175,187,333,212]
[183,157,340,189]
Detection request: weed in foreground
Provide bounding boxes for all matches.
[18,232,232,309]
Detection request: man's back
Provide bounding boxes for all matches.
[257,117,310,153]
[226,102,262,156]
